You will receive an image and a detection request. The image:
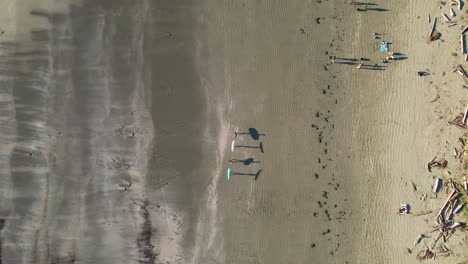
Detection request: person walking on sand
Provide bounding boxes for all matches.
[357,58,364,69]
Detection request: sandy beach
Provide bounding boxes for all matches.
[0,0,467,264]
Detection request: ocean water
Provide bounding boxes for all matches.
[0,1,167,263]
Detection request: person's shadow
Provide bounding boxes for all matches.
[235,142,264,153]
[237,128,266,140]
[230,158,261,165]
[230,169,263,180]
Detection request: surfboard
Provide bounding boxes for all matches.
[227,167,231,180]
[231,139,236,152]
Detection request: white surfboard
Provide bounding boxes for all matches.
[231,139,236,152]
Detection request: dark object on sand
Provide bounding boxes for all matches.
[416,247,434,260]
[417,71,429,76]
[454,64,468,78]
[236,127,265,140]
[426,156,448,172]
[357,5,368,11]
[234,142,264,153]
[228,169,262,180]
[430,31,441,41]
[230,158,260,166]
[448,110,468,129]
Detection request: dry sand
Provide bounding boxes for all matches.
[192,0,468,263]
[0,0,467,264]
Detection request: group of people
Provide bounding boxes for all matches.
[331,52,398,69]
[330,56,366,69]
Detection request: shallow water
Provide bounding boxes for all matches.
[0,1,160,263]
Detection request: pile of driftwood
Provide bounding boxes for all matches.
[453,64,468,78]
[426,156,448,172]
[432,189,465,239]
[415,180,467,260]
[453,137,466,159]
[448,106,468,129]
[412,170,468,260]
[416,246,435,260]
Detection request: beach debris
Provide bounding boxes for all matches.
[435,189,457,219]
[459,25,468,36]
[453,202,466,213]
[454,148,459,158]
[455,65,468,77]
[433,178,442,195]
[457,149,465,159]
[460,137,466,147]
[448,111,468,129]
[462,34,466,54]
[426,182,465,252]
[430,31,441,41]
[427,157,448,171]
[411,210,433,216]
[413,234,426,248]
[448,178,459,192]
[442,13,451,21]
[463,105,468,125]
[418,70,430,77]
[454,64,468,78]
[421,193,428,201]
[456,68,466,76]
[427,156,437,171]
[438,159,447,169]
[463,176,467,191]
[429,95,440,103]
[411,180,418,191]
[416,246,434,260]
[448,222,463,229]
[450,7,457,16]
[430,17,439,41]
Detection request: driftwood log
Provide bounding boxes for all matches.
[443,13,451,22]
[463,34,466,54]
[463,106,468,125]
[435,190,457,219]
[451,7,456,16]
[459,25,468,36]
[449,112,468,129]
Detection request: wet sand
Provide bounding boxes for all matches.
[1,0,467,264]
